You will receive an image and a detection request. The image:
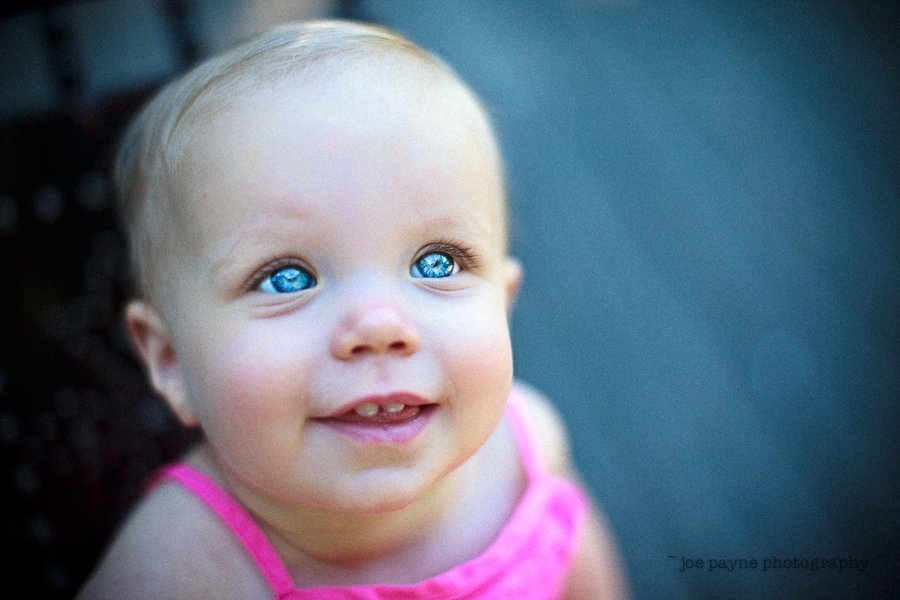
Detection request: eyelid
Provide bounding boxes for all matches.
[416,240,480,271]
[246,257,316,292]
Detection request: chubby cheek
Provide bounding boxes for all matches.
[184,322,312,455]
[440,300,514,419]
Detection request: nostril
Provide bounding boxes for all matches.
[349,340,407,356]
[345,339,410,358]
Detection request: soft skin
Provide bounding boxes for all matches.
[126,59,523,565]
[81,57,630,598]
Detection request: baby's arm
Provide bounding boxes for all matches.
[512,382,631,600]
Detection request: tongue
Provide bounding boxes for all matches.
[334,405,422,424]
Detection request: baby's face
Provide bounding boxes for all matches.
[159,60,520,513]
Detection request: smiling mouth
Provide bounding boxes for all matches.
[318,394,436,444]
[330,402,425,424]
[324,393,433,422]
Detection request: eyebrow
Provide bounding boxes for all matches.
[420,212,496,246]
[208,208,313,284]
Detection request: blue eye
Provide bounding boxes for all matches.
[412,252,456,278]
[259,266,316,294]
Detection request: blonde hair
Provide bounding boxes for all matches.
[113,19,484,303]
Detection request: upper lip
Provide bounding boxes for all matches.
[325,392,432,418]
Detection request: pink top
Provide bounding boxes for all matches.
[152,390,588,598]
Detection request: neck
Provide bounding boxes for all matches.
[265,465,467,567]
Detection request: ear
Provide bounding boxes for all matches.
[503,257,523,313]
[124,300,198,427]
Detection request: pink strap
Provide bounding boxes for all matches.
[153,464,297,598]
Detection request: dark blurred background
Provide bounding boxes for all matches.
[1,1,898,598]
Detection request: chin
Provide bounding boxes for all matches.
[348,481,432,516]
[349,496,419,516]
[329,465,451,516]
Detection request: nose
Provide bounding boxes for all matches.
[330,301,421,360]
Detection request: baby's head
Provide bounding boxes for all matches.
[114,20,511,309]
[115,20,522,513]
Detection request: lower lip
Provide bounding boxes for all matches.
[316,405,435,445]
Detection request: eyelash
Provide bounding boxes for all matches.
[416,240,480,272]
[248,257,314,292]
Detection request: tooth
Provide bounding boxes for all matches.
[354,403,379,417]
[383,403,405,414]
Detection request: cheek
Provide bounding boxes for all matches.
[436,302,513,463]
[183,324,312,440]
[441,301,514,395]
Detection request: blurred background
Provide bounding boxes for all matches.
[1,1,898,598]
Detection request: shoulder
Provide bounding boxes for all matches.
[510,379,573,476]
[509,381,633,599]
[76,473,268,599]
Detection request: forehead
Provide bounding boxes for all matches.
[173,58,506,249]
[180,55,499,171]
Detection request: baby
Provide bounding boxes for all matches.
[78,20,629,599]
